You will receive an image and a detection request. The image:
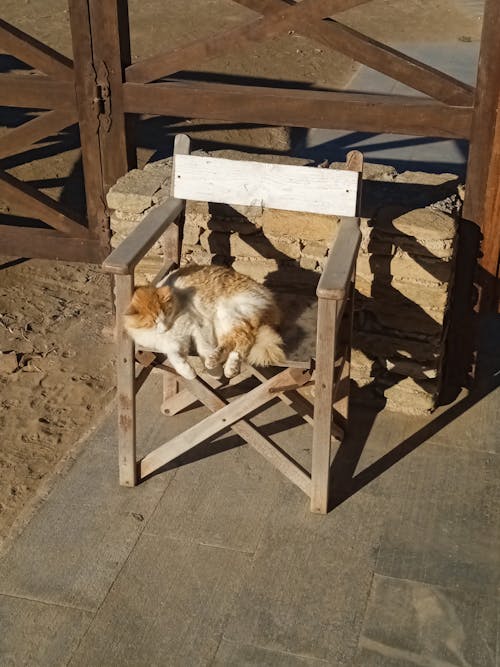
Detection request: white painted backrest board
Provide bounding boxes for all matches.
[171,154,359,216]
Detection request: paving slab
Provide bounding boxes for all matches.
[212,639,330,666]
[223,482,384,665]
[69,534,250,667]
[0,594,92,667]
[144,437,282,553]
[0,377,202,612]
[373,442,500,596]
[355,574,497,667]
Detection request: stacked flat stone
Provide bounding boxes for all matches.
[107,151,461,414]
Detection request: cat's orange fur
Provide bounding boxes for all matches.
[124,265,285,379]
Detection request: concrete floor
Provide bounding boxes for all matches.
[0,315,498,666]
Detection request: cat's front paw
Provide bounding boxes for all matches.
[205,348,222,370]
[177,364,196,380]
[224,353,240,379]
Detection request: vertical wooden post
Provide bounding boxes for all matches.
[69,0,109,254]
[69,0,135,257]
[463,0,500,306]
[88,0,136,194]
[311,297,337,514]
[115,273,137,486]
[334,284,354,428]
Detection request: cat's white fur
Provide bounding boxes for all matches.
[125,268,281,379]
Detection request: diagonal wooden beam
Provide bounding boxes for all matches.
[139,367,310,478]
[125,0,372,83]
[0,18,73,79]
[0,110,77,160]
[236,0,473,106]
[0,170,86,237]
[184,372,312,495]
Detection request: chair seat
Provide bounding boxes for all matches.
[275,291,319,365]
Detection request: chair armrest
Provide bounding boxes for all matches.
[316,217,361,300]
[102,198,184,275]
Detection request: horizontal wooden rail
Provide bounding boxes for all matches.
[0,226,102,263]
[0,18,73,78]
[123,80,472,139]
[0,75,77,110]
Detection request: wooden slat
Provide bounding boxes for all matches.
[0,170,86,238]
[68,0,108,247]
[310,298,338,514]
[123,81,472,139]
[139,367,308,478]
[235,0,473,106]
[172,155,359,216]
[463,0,500,293]
[102,198,184,274]
[87,0,136,195]
[317,217,361,299]
[183,373,311,495]
[0,110,77,160]
[125,0,372,83]
[0,75,76,109]
[0,226,103,263]
[0,18,73,78]
[115,273,137,486]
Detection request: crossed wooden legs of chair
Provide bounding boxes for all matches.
[114,273,352,514]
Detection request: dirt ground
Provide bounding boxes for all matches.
[0,0,482,545]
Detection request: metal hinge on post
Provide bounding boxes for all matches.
[91,61,112,133]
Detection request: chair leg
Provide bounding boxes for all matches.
[311,297,338,514]
[334,280,355,427]
[115,274,137,487]
[161,374,179,412]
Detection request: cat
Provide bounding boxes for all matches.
[123,264,285,380]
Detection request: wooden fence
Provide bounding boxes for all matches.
[0,0,498,299]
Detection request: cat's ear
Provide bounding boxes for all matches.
[157,286,173,304]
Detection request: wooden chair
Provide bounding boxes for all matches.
[103,134,363,513]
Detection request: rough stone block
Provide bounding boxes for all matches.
[262,210,340,242]
[356,275,449,310]
[182,220,201,246]
[300,255,318,271]
[356,251,454,286]
[106,169,166,214]
[375,206,457,242]
[301,241,328,260]
[231,258,279,283]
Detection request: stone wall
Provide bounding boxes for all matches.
[107,151,462,414]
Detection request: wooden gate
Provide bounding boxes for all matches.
[0,2,134,263]
[0,0,498,291]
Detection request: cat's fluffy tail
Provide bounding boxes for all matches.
[247,324,286,367]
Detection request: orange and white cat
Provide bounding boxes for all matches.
[124,264,285,379]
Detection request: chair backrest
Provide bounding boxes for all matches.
[171,134,361,217]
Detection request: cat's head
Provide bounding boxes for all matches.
[124,285,177,332]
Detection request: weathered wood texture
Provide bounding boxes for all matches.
[115,273,137,487]
[172,154,359,215]
[0,17,73,77]
[463,0,500,290]
[123,82,472,139]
